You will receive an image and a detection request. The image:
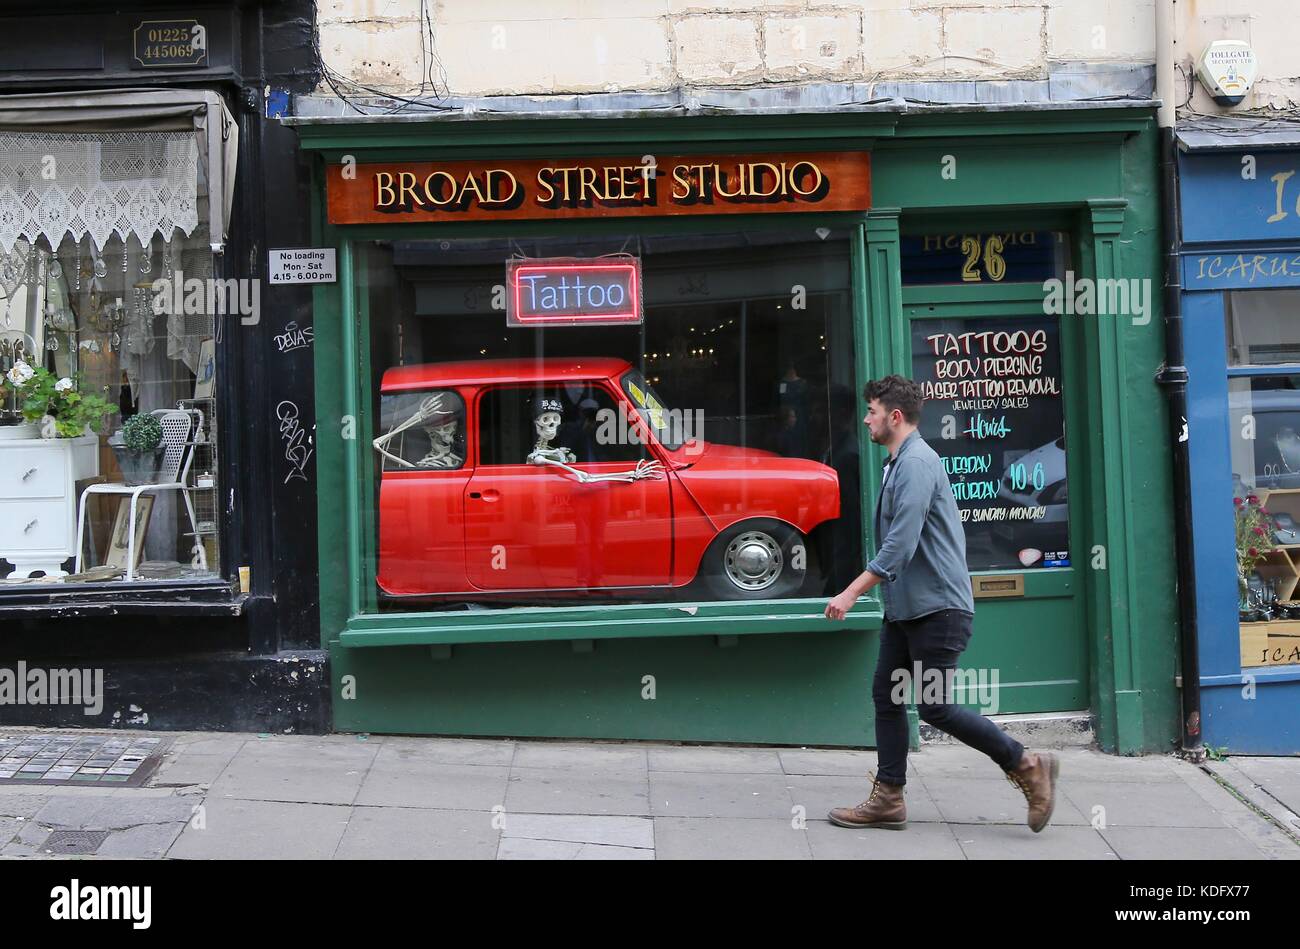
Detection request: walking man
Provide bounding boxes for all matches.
[824,374,1059,832]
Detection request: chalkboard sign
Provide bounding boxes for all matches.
[506,257,642,327]
[911,316,1070,571]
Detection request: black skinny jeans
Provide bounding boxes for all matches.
[871,608,1024,786]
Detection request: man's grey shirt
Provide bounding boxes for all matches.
[867,429,975,620]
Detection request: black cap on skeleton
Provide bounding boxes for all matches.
[532,397,563,419]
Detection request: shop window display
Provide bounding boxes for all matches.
[361,229,862,609]
[1225,291,1300,666]
[0,128,222,585]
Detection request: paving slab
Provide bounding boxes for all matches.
[1173,761,1300,859]
[149,753,234,787]
[500,813,654,849]
[164,734,250,757]
[207,746,376,806]
[334,806,500,859]
[1062,779,1232,829]
[0,793,57,819]
[647,746,783,774]
[505,767,651,816]
[1049,750,1187,784]
[805,819,966,859]
[1098,826,1269,860]
[923,775,1090,826]
[952,824,1118,860]
[370,737,515,767]
[653,817,811,860]
[167,798,351,860]
[498,838,654,859]
[94,822,187,859]
[354,757,510,811]
[649,772,796,819]
[1227,757,1300,814]
[0,816,22,849]
[511,742,648,772]
[778,748,910,777]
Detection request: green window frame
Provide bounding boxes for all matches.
[316,213,884,647]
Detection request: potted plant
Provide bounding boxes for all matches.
[1236,493,1277,620]
[110,413,165,486]
[2,359,115,440]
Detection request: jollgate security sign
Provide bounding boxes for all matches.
[268,248,337,284]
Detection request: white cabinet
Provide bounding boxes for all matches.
[0,431,99,578]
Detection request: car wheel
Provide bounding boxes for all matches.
[700,520,808,600]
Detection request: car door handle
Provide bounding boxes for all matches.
[469,489,500,501]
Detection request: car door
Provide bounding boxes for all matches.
[464,382,673,592]
[375,388,472,596]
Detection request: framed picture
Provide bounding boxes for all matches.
[104,495,155,571]
[194,338,216,400]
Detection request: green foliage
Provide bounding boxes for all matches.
[6,362,116,439]
[121,413,163,452]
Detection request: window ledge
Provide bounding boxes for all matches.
[0,578,246,619]
[339,599,882,647]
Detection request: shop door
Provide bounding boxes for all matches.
[904,286,1089,713]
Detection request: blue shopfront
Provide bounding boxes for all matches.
[1180,130,1300,754]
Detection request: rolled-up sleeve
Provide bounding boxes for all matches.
[867,458,932,582]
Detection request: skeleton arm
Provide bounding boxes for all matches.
[373,394,446,468]
[528,450,664,484]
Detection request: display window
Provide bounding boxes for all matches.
[357,227,863,610]
[0,128,222,585]
[1225,290,1300,666]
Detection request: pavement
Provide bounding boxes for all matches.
[0,729,1297,860]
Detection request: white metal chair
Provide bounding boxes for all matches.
[75,408,201,581]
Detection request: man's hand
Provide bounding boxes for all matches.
[824,590,857,621]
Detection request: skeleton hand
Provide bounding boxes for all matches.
[628,459,664,481]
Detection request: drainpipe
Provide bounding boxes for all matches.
[1155,0,1203,761]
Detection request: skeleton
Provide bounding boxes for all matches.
[527,397,663,484]
[372,393,465,469]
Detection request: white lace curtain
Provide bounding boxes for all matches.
[0,130,199,254]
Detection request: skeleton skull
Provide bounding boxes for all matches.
[424,417,458,450]
[535,410,562,443]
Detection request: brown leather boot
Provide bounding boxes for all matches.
[827,775,907,830]
[1006,751,1059,833]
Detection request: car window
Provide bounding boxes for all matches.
[479,384,646,467]
[620,369,684,451]
[377,390,467,471]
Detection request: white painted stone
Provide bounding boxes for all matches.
[673,15,765,84]
[942,6,1045,76]
[763,13,863,76]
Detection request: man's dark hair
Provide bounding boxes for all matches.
[864,374,923,424]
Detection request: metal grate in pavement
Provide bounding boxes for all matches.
[42,830,111,854]
[0,733,172,787]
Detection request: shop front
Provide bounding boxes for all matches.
[0,2,327,733]
[291,105,1179,752]
[1180,124,1300,754]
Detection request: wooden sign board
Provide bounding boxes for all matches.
[327,152,870,225]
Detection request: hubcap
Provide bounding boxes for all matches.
[723,530,783,592]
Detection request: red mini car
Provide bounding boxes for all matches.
[374,357,840,600]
